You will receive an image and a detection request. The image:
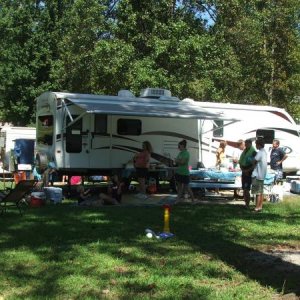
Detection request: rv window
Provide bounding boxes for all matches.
[66,116,82,153]
[94,115,107,134]
[117,119,141,135]
[256,129,274,144]
[37,115,53,145]
[213,120,224,137]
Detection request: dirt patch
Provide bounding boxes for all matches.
[245,247,300,298]
[246,249,300,273]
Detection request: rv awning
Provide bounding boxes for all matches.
[64,96,237,121]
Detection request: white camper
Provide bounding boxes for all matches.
[195,102,300,174]
[35,88,235,175]
[0,127,36,172]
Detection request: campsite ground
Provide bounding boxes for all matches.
[0,184,300,299]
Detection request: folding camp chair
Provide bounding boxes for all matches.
[0,180,37,215]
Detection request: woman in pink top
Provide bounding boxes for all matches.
[133,141,153,199]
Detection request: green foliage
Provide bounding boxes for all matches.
[0,0,300,123]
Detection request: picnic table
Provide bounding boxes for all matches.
[189,168,275,197]
[189,169,241,192]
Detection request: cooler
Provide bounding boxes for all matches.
[286,176,300,183]
[30,192,46,207]
[43,187,63,203]
[290,180,300,194]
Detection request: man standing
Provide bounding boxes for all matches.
[270,139,287,183]
[239,139,256,208]
[232,139,245,169]
[252,138,268,212]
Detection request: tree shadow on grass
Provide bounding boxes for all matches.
[172,203,300,296]
[0,202,300,297]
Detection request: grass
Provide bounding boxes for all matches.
[0,194,300,299]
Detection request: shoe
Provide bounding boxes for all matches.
[254,208,262,212]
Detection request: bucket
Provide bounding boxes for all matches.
[30,192,46,207]
[43,187,63,203]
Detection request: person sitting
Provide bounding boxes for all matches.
[99,174,124,205]
[76,175,124,207]
[76,185,93,205]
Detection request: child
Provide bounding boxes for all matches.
[99,175,124,205]
[76,185,92,205]
[76,185,103,207]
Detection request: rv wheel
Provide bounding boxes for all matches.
[36,153,48,173]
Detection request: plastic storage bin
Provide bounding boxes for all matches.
[43,187,63,203]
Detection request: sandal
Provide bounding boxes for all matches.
[254,208,262,212]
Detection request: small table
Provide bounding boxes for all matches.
[122,167,174,190]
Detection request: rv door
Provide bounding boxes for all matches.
[62,113,111,170]
[88,114,111,169]
[62,114,90,169]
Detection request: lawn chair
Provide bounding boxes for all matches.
[0,180,37,215]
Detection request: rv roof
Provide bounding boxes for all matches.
[196,101,288,113]
[194,101,295,124]
[49,92,237,121]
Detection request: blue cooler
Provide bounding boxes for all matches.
[43,187,63,203]
[290,181,300,194]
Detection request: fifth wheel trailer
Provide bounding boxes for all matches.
[35,88,236,176]
[194,102,300,174]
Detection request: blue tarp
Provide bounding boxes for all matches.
[190,169,275,185]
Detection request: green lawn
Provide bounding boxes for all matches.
[0,195,300,299]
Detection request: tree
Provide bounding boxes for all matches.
[50,0,110,93]
[0,0,63,125]
[0,0,299,124]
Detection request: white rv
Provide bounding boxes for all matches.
[35,88,235,176]
[195,102,300,174]
[0,126,36,172]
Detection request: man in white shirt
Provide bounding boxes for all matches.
[251,138,268,212]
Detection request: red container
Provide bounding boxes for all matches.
[29,195,45,207]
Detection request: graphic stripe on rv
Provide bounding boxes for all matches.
[143,131,198,143]
[241,128,299,137]
[111,145,174,166]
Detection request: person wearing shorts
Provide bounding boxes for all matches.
[174,140,194,202]
[251,177,264,196]
[251,138,268,212]
[270,139,287,183]
[239,139,256,208]
[133,141,153,200]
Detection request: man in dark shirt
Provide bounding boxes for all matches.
[270,139,287,183]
